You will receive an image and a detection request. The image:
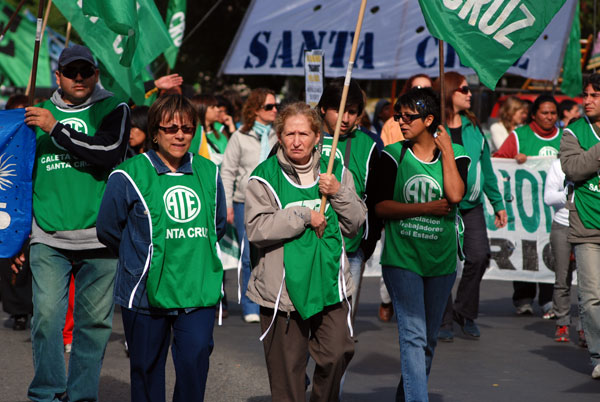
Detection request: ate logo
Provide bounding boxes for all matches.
[403,174,442,203]
[163,185,201,223]
[538,147,558,157]
[52,118,88,151]
[321,144,344,163]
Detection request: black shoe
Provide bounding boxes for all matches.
[12,315,27,331]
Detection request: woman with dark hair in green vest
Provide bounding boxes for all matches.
[97,95,227,402]
[245,102,366,401]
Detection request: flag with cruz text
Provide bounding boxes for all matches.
[418,0,567,89]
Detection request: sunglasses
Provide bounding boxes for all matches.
[455,85,471,95]
[262,103,279,111]
[60,65,96,79]
[158,125,195,135]
[394,113,422,123]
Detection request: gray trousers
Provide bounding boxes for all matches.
[549,221,576,326]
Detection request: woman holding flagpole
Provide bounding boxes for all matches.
[433,71,507,341]
[373,87,469,401]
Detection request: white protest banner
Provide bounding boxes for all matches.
[220,0,576,81]
[304,49,324,108]
[365,157,561,283]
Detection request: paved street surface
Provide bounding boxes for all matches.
[3,277,600,401]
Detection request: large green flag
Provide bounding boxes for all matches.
[560,1,581,97]
[53,0,172,104]
[0,3,51,87]
[164,0,186,69]
[418,0,567,89]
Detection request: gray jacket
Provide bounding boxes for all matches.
[244,147,367,312]
[560,120,600,243]
[220,126,277,208]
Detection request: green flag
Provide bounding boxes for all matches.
[82,0,138,67]
[418,0,567,89]
[164,0,186,69]
[560,1,581,97]
[0,3,51,87]
[53,0,172,104]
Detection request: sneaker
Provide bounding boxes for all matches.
[438,326,454,342]
[64,343,72,354]
[542,311,557,320]
[541,301,553,315]
[462,319,481,338]
[554,325,569,342]
[243,313,260,323]
[12,314,27,331]
[515,304,533,315]
[578,330,587,348]
[378,303,393,322]
[592,364,600,379]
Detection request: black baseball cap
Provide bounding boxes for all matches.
[58,45,96,68]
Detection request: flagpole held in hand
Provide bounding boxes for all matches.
[0,0,27,44]
[318,0,368,215]
[27,0,46,106]
[439,39,445,126]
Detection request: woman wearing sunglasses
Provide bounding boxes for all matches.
[373,87,469,401]
[433,72,507,342]
[221,88,279,323]
[97,95,226,402]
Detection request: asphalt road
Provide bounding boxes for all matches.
[2,277,600,401]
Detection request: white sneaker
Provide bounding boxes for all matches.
[515,304,533,315]
[244,313,260,323]
[592,364,600,379]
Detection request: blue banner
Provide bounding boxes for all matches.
[0,109,35,258]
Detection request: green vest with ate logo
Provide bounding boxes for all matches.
[566,117,600,229]
[515,124,562,157]
[321,129,375,253]
[115,153,223,308]
[250,155,344,320]
[33,97,122,231]
[381,141,467,276]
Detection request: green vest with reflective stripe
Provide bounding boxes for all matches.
[250,155,344,319]
[566,117,600,229]
[381,141,467,276]
[321,129,375,253]
[515,124,562,157]
[33,97,123,231]
[116,153,223,308]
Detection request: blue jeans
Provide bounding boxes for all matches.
[28,244,116,402]
[122,307,216,402]
[574,243,600,366]
[234,202,259,316]
[382,266,456,402]
[347,248,365,320]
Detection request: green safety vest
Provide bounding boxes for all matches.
[33,97,122,231]
[381,141,468,276]
[515,124,562,156]
[205,122,229,154]
[321,129,375,253]
[250,155,345,319]
[566,117,600,229]
[115,153,223,308]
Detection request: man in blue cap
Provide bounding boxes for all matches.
[18,44,130,402]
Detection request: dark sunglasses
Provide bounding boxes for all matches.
[455,85,471,95]
[158,125,195,135]
[60,65,96,79]
[394,113,422,123]
[262,103,279,111]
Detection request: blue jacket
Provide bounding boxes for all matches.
[97,150,227,313]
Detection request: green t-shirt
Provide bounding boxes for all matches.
[381,141,469,276]
[250,155,344,319]
[114,153,223,308]
[33,97,122,231]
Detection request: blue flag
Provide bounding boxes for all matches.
[0,109,36,258]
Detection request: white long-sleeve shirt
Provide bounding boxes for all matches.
[543,158,569,226]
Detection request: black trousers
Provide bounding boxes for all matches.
[443,205,490,326]
[0,257,32,316]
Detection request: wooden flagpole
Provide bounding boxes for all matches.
[439,39,446,126]
[0,0,27,43]
[65,22,72,47]
[27,0,46,105]
[319,0,368,215]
